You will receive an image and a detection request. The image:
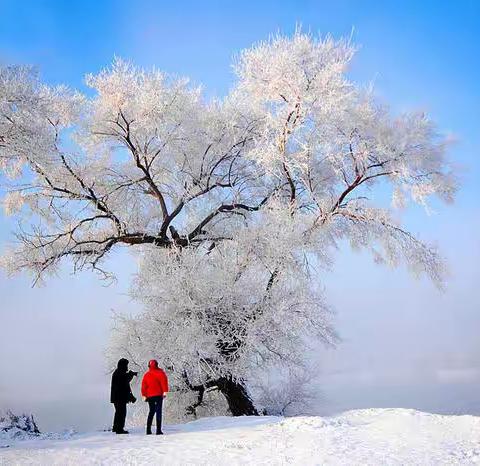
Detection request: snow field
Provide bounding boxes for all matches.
[1,408,480,465]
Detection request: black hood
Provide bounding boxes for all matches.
[117,358,129,372]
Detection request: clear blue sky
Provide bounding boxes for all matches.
[0,0,479,431]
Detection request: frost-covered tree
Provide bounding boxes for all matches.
[0,32,456,416]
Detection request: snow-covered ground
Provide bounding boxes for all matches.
[1,408,480,465]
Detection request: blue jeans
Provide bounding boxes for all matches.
[147,396,164,433]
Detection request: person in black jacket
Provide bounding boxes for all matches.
[110,358,137,434]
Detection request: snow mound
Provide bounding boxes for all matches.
[1,408,480,465]
[0,411,76,452]
[0,411,40,441]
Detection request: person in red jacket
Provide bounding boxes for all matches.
[141,359,169,435]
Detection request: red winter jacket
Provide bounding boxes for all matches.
[141,360,169,399]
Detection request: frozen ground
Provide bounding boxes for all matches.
[1,408,480,465]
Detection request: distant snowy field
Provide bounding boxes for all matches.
[1,409,480,465]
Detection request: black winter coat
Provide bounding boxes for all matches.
[110,358,136,404]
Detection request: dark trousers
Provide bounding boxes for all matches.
[147,396,164,433]
[113,402,127,432]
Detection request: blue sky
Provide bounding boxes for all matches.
[0,0,479,430]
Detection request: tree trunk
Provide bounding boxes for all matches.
[217,377,258,416]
